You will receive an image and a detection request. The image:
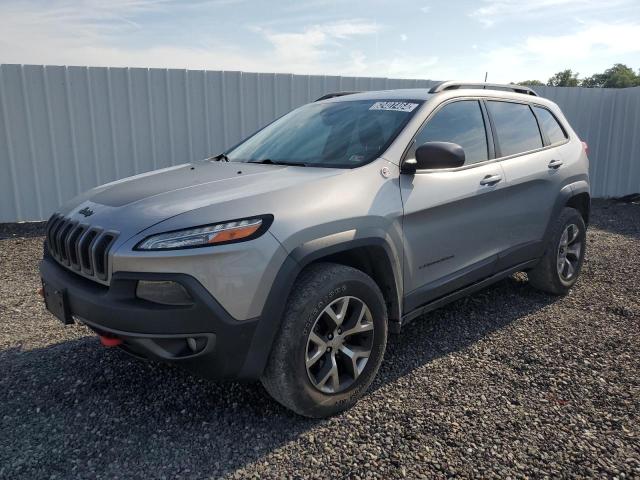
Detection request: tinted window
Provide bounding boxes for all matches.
[533,106,567,145]
[487,101,543,157]
[411,100,488,164]
[226,99,422,168]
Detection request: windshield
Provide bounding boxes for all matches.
[225,99,423,168]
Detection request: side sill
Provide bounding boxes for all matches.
[392,259,539,333]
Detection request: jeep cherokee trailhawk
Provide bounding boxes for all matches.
[40,81,590,417]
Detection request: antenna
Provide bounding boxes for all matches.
[484,72,488,82]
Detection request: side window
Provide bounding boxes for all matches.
[533,106,568,145]
[487,101,543,157]
[411,100,488,165]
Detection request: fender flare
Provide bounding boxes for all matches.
[540,180,591,256]
[237,234,402,379]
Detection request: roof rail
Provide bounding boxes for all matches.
[315,91,360,101]
[429,81,538,97]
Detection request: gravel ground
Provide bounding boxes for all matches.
[1,201,639,479]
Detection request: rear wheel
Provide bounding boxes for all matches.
[261,263,388,418]
[528,207,586,295]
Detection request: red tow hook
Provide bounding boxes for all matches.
[99,335,123,347]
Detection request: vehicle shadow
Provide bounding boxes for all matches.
[0,274,559,479]
[371,273,559,393]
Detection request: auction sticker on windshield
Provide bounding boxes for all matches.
[369,101,419,112]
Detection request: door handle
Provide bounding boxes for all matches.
[548,159,564,169]
[479,174,502,186]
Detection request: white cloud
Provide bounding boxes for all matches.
[379,55,439,78]
[251,20,381,74]
[480,21,640,82]
[400,33,408,42]
[525,23,640,59]
[322,20,379,38]
[0,1,383,76]
[420,6,431,14]
[470,0,637,27]
[0,0,444,79]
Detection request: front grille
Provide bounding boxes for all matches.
[45,214,118,282]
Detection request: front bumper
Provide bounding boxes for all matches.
[39,256,260,379]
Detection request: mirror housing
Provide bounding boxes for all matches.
[401,141,465,173]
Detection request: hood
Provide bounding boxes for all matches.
[58,161,344,242]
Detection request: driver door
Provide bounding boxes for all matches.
[400,99,510,312]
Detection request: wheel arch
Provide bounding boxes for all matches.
[290,235,402,323]
[540,181,590,258]
[238,236,403,379]
[566,191,591,225]
[301,244,402,324]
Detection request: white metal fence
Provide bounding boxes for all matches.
[0,64,638,222]
[534,85,640,200]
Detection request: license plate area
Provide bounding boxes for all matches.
[42,281,73,325]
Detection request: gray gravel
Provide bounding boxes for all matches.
[1,201,639,479]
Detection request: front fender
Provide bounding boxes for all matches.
[238,234,403,379]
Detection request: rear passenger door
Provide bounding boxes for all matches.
[400,99,512,312]
[485,100,569,268]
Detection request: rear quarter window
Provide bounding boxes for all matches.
[487,101,543,157]
[533,106,568,145]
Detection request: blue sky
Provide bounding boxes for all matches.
[1,0,639,82]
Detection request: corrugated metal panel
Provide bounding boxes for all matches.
[534,85,640,198]
[0,65,638,221]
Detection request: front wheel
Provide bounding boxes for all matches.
[261,263,388,418]
[528,207,587,295]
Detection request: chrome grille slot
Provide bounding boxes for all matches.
[57,221,76,264]
[93,233,116,280]
[54,217,73,261]
[45,215,59,252]
[45,213,118,284]
[48,215,64,257]
[79,229,99,274]
[66,224,85,270]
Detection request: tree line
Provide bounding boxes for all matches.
[516,63,640,88]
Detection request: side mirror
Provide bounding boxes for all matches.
[402,141,465,173]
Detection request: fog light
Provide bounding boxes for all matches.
[136,280,193,306]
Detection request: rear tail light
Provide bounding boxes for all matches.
[581,141,588,155]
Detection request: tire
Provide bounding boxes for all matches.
[528,207,586,295]
[261,262,388,418]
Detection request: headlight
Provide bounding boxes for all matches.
[135,216,271,251]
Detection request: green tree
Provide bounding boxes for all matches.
[515,79,545,86]
[581,64,640,88]
[547,69,579,87]
[580,75,603,88]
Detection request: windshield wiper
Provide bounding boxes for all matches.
[248,159,308,167]
[208,153,230,162]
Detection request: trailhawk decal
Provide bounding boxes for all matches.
[369,101,419,112]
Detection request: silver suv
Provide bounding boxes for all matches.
[40,81,590,417]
